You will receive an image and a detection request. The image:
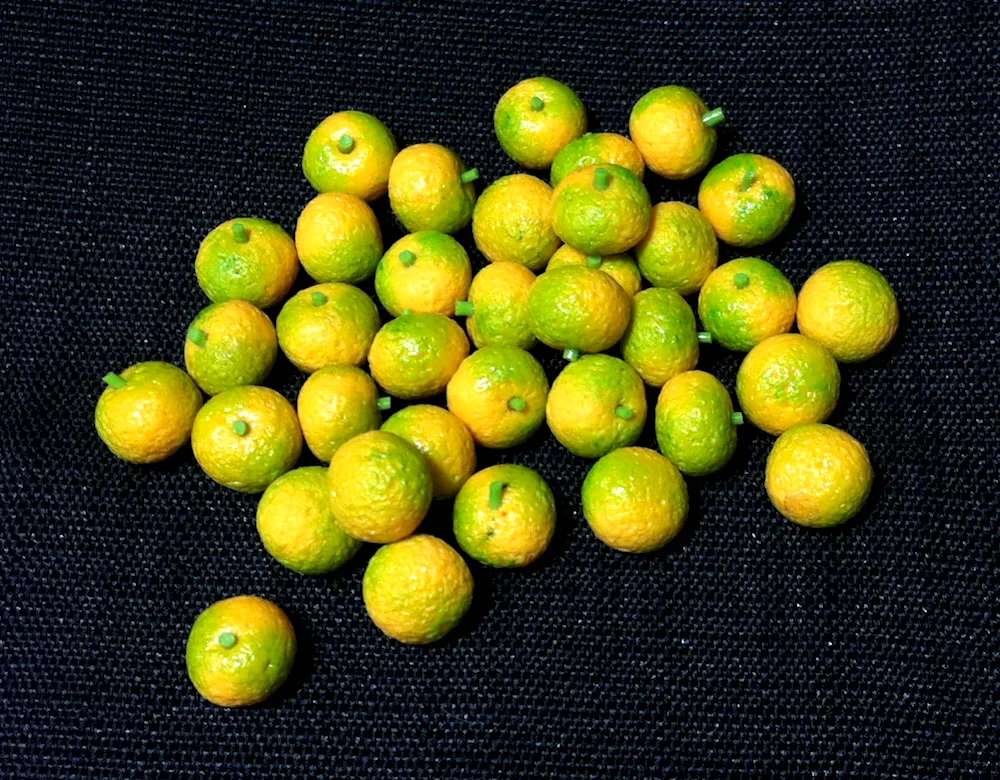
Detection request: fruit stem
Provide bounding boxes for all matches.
[586,255,602,269]
[530,96,544,111]
[489,480,505,509]
[311,291,328,306]
[102,372,126,389]
[231,222,249,243]
[563,348,580,362]
[702,107,725,127]
[187,326,207,346]
[697,332,713,344]
[507,397,526,412]
[594,167,611,191]
[232,420,249,436]
[615,405,634,420]
[399,249,416,266]
[734,272,750,289]
[337,134,355,154]
[455,300,475,317]
[460,168,480,184]
[218,631,237,649]
[740,169,756,192]
[731,412,744,426]
[401,309,413,316]
[377,397,391,411]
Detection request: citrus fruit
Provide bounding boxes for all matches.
[186,595,296,707]
[527,265,631,358]
[698,153,796,247]
[582,447,688,553]
[634,201,718,295]
[546,354,647,458]
[381,404,476,500]
[302,109,397,201]
[547,244,642,297]
[276,283,380,373]
[195,218,298,309]
[363,534,473,645]
[328,430,433,543]
[375,231,472,317]
[628,85,724,179]
[184,300,277,396]
[95,361,202,464]
[796,260,900,362]
[655,370,742,476]
[550,132,645,187]
[458,262,537,350]
[697,257,797,351]
[367,312,469,400]
[766,423,873,527]
[446,345,548,448]
[191,385,302,493]
[472,173,560,270]
[494,76,587,168]
[294,192,383,284]
[388,143,478,233]
[256,467,362,574]
[620,288,708,387]
[453,464,556,567]
[551,164,652,255]
[297,365,386,462]
[736,334,840,435]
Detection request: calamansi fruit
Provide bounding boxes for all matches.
[697,257,797,351]
[621,288,707,387]
[582,447,688,553]
[698,153,796,247]
[796,260,899,362]
[294,192,383,284]
[446,345,548,448]
[550,132,645,187]
[184,300,277,396]
[296,365,385,462]
[368,312,469,400]
[375,231,472,317]
[472,174,560,270]
[302,109,397,201]
[327,430,432,543]
[95,362,202,464]
[186,595,296,707]
[453,465,556,567]
[363,534,473,645]
[458,262,537,350]
[628,85,724,180]
[494,76,587,169]
[195,218,298,309]
[546,355,647,459]
[381,404,476,500]
[736,334,840,435]
[256,467,362,574]
[191,386,302,493]
[766,423,873,527]
[388,143,478,234]
[551,164,651,255]
[634,201,718,295]
[547,245,642,297]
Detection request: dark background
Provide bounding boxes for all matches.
[2,1,997,776]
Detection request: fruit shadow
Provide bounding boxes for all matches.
[261,601,317,708]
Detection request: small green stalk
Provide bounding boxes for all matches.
[594,167,611,191]
[311,291,328,306]
[507,397,526,412]
[460,168,480,184]
[218,632,237,649]
[731,412,744,426]
[586,255,602,269]
[232,420,249,436]
[697,332,713,344]
[734,273,750,290]
[489,481,505,510]
[187,326,207,346]
[231,222,249,243]
[701,107,725,127]
[399,250,416,266]
[530,96,544,111]
[337,134,355,154]
[377,397,392,411]
[615,405,634,420]
[455,301,475,317]
[102,372,127,389]
[563,348,580,362]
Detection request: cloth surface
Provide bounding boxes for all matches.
[2,1,997,776]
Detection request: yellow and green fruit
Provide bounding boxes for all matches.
[302,109,397,201]
[295,192,383,284]
[458,262,537,350]
[375,231,472,317]
[698,153,795,247]
[494,76,587,169]
[628,85,724,180]
[184,300,277,396]
[388,143,478,234]
[297,365,387,462]
[634,201,718,295]
[472,173,560,271]
[621,288,708,387]
[550,132,645,187]
[551,164,651,255]
[547,244,642,297]
[368,312,469,400]
[381,404,476,500]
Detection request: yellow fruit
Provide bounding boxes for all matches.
[375,231,472,317]
[629,86,723,180]
[367,313,470,400]
[184,300,277,396]
[381,405,476,500]
[494,76,587,168]
[634,201,718,295]
[550,132,645,187]
[547,245,642,297]
[295,192,383,284]
[460,262,537,350]
[297,365,385,462]
[302,110,397,201]
[698,154,796,247]
[388,143,478,234]
[472,174,560,271]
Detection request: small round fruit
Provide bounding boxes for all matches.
[453,465,556,567]
[195,218,298,309]
[550,132,645,187]
[460,262,537,350]
[446,345,548,448]
[297,365,384,462]
[796,260,900,362]
[628,85,724,180]
[363,534,473,645]
[766,423,873,528]
[381,405,476,500]
[302,109,397,201]
[494,76,587,169]
[698,258,797,352]
[295,192,383,284]
[635,201,718,295]
[582,447,688,553]
[698,154,796,247]
[368,313,470,400]
[528,266,631,356]
[472,174,560,270]
[551,164,652,255]
[388,143,478,234]
[186,595,296,707]
[191,386,302,493]
[621,288,706,387]
[256,467,362,574]
[546,355,647,458]
[736,334,840,435]
[375,231,472,317]
[655,370,741,476]
[184,300,277,396]
[95,362,202,464]
[547,245,642,297]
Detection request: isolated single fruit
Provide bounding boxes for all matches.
[302,109,397,201]
[388,143,478,234]
[184,300,277,396]
[297,365,385,462]
[472,174,560,270]
[551,164,652,255]
[368,312,470,400]
[295,192,383,284]
[375,231,472,317]
[459,262,537,350]
[620,288,707,387]
[699,153,795,247]
[381,404,476,500]
[629,85,724,179]
[550,132,645,187]
[547,244,642,297]
[634,201,718,295]
[494,76,587,168]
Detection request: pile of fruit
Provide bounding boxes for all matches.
[94,78,899,708]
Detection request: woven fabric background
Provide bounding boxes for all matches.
[2,0,997,776]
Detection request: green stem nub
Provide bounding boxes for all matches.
[594,167,611,191]
[218,631,237,649]
[731,412,744,426]
[734,272,750,290]
[697,332,713,344]
[102,372,126,389]
[530,96,544,111]
[507,397,526,412]
[586,255,602,269]
[187,326,207,346]
[232,222,249,243]
[615,405,634,420]
[563,348,580,362]
[232,420,249,436]
[455,300,475,317]
[489,480,505,510]
[702,107,725,128]
[399,249,416,266]
[377,397,391,411]
[460,168,480,184]
[401,309,413,316]
[337,134,355,154]
[740,169,756,192]
[311,291,328,306]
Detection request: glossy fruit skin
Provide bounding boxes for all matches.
[656,370,739,476]
[381,404,476,500]
[766,423,873,527]
[375,231,472,317]
[547,245,642,297]
[550,132,645,187]
[295,192,383,284]
[184,300,277,396]
[388,143,477,234]
[472,174,560,271]
[302,110,397,201]
[297,365,383,462]
[494,76,587,168]
[464,262,537,350]
[620,288,700,387]
[635,201,718,295]
[629,86,717,180]
[368,313,470,400]
[698,154,796,247]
